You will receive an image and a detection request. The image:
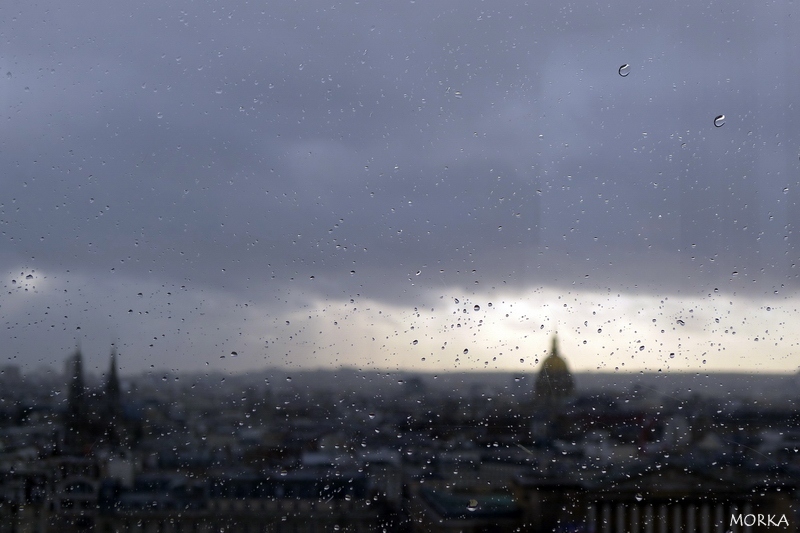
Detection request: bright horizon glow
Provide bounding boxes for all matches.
[6,268,794,374]
[274,287,796,374]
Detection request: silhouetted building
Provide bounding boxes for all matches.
[104,346,121,421]
[62,346,130,453]
[534,335,575,408]
[511,459,797,532]
[530,335,575,440]
[101,345,129,448]
[65,349,86,423]
[63,348,90,451]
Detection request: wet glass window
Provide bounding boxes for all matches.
[1,0,798,531]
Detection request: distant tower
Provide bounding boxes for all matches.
[64,347,89,450]
[103,345,129,449]
[105,345,122,419]
[534,335,575,408]
[66,348,86,422]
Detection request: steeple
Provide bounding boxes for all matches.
[105,345,122,418]
[66,346,86,421]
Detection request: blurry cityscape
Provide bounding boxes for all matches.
[1,337,799,532]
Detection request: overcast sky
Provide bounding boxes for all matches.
[1,0,799,375]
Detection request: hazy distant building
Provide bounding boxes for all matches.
[104,346,122,420]
[62,346,129,453]
[534,335,575,409]
[64,348,89,451]
[101,345,129,448]
[531,335,575,439]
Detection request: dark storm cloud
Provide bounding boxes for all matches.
[1,0,798,371]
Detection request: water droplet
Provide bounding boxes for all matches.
[639,345,645,351]
[298,63,305,70]
[463,349,469,355]
[676,319,685,326]
[156,112,163,119]
[635,493,643,502]
[597,328,602,333]
[454,298,460,304]
[669,353,675,359]
[286,376,292,382]
[412,340,418,345]
[215,88,223,94]
[280,469,287,476]
[618,64,631,77]
[25,274,33,280]
[473,305,480,311]
[368,413,375,419]
[454,90,463,98]
[230,351,238,357]
[467,499,478,512]
[713,114,725,127]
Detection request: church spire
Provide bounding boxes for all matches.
[66,346,85,420]
[106,344,122,417]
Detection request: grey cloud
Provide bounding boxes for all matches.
[1,0,798,371]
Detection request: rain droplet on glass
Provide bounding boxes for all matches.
[618,64,631,77]
[713,114,725,127]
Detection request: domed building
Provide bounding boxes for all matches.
[530,335,575,440]
[534,335,575,408]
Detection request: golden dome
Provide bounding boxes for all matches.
[540,348,569,374]
[534,335,574,403]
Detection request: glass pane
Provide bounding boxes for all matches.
[1,0,797,530]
